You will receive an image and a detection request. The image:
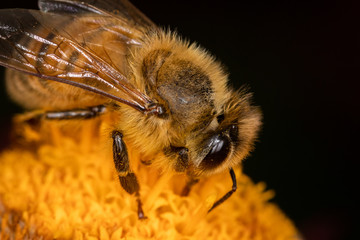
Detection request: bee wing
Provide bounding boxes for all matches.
[36,0,157,74]
[38,0,155,28]
[0,9,156,113]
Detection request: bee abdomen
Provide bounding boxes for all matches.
[5,68,104,110]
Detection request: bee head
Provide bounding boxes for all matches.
[182,90,262,176]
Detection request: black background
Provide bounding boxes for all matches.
[0,1,358,239]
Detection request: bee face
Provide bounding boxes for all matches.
[158,84,261,177]
[187,99,261,176]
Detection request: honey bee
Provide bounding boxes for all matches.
[0,0,262,218]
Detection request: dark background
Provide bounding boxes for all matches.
[0,1,358,239]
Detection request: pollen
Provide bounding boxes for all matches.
[0,117,300,239]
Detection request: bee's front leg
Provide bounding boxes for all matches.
[112,130,147,219]
[208,168,237,212]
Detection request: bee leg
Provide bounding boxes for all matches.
[45,105,106,120]
[208,168,237,212]
[112,130,147,219]
[181,177,199,196]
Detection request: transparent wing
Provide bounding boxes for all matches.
[0,9,156,113]
[38,0,155,28]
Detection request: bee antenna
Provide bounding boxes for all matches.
[208,168,237,212]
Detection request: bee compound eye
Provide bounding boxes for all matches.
[200,134,231,170]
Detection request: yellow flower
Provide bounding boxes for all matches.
[0,118,300,239]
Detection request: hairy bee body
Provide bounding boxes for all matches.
[7,30,241,174]
[0,0,262,216]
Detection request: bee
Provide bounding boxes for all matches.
[0,0,262,219]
